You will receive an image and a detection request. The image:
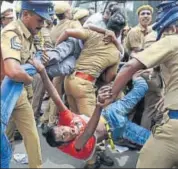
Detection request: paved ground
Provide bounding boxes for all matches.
[10,100,139,168]
[10,128,139,168]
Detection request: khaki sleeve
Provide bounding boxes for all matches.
[108,51,120,73]
[133,36,174,68]
[1,31,22,62]
[72,20,83,29]
[77,28,90,40]
[127,29,143,50]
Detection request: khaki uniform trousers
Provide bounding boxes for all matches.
[40,98,58,126]
[40,76,64,126]
[32,74,45,119]
[141,92,163,129]
[137,114,178,168]
[64,74,96,117]
[6,85,33,142]
[7,89,42,168]
[141,70,164,130]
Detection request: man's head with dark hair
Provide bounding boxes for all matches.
[44,125,80,147]
[45,127,65,147]
[107,10,126,37]
[103,2,121,24]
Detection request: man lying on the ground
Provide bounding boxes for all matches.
[30,57,151,168]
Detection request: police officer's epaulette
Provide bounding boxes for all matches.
[10,36,22,50]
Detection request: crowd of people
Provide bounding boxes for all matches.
[1,0,178,168]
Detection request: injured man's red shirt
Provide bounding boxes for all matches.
[57,109,96,160]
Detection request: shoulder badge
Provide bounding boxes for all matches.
[10,36,22,50]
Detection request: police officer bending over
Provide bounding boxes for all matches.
[1,1,53,168]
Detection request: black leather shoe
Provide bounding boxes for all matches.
[97,151,114,166]
[84,159,101,169]
[14,131,23,141]
[114,139,142,150]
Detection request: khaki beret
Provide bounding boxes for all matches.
[1,9,13,18]
[54,1,71,14]
[137,5,154,15]
[73,9,89,20]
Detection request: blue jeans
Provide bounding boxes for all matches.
[102,77,151,146]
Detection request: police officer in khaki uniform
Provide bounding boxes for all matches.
[4,2,22,144]
[57,11,126,119]
[110,1,178,167]
[50,1,82,45]
[1,9,14,29]
[32,4,54,121]
[125,5,164,129]
[139,29,164,130]
[40,1,83,127]
[1,4,14,83]
[124,5,153,54]
[1,1,53,168]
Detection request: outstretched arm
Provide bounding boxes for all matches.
[75,86,112,150]
[105,58,145,105]
[55,28,88,46]
[29,58,68,113]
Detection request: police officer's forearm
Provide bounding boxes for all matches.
[112,58,145,100]
[9,69,33,85]
[87,24,105,34]
[55,31,69,46]
[39,69,68,112]
[56,29,87,46]
[4,59,33,85]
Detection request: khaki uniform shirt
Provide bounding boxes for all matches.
[125,24,152,54]
[75,29,120,78]
[144,30,157,49]
[40,27,53,49]
[50,19,82,46]
[134,34,178,110]
[1,20,35,64]
[34,26,53,50]
[1,20,36,101]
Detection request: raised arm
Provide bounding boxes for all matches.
[55,28,88,46]
[30,58,68,112]
[74,86,112,150]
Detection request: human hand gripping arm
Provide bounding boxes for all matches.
[103,58,146,106]
[86,24,121,50]
[29,58,67,112]
[74,86,112,150]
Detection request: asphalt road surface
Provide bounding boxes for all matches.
[10,100,139,168]
[10,128,139,168]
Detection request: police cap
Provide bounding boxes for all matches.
[54,1,71,15]
[21,1,54,21]
[73,8,89,20]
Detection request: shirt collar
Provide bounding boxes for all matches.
[138,24,152,35]
[18,20,32,39]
